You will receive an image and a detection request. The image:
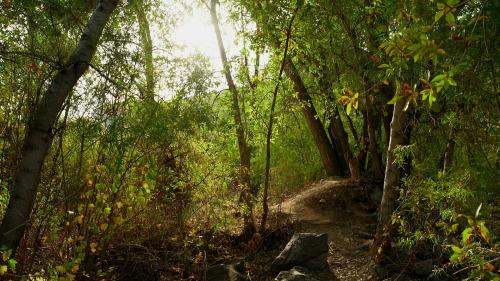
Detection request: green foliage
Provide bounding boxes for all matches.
[0,0,498,279]
[446,206,499,280]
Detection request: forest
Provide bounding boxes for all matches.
[0,0,498,280]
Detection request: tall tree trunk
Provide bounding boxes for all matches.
[329,108,359,178]
[133,1,155,99]
[283,57,343,176]
[260,10,295,232]
[210,0,255,237]
[371,97,408,263]
[383,104,393,148]
[0,0,118,251]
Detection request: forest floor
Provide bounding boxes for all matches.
[270,179,381,280]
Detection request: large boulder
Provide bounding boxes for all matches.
[271,233,328,272]
[207,260,246,281]
[275,266,319,281]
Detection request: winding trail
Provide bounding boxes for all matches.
[273,179,379,280]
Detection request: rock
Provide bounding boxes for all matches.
[412,258,434,277]
[275,266,319,281]
[271,233,328,273]
[207,261,246,281]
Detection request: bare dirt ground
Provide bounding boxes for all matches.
[272,179,380,281]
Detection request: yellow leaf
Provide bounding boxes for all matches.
[483,262,495,272]
[90,242,98,253]
[99,223,108,231]
[2,249,11,261]
[436,48,446,56]
[70,263,79,273]
[56,265,66,273]
[0,265,7,275]
[73,215,84,225]
[113,216,124,225]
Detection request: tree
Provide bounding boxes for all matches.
[131,0,155,100]
[371,96,408,263]
[0,0,119,252]
[209,0,256,237]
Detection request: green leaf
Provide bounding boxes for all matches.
[462,227,473,243]
[0,265,7,275]
[7,259,16,269]
[448,77,457,86]
[431,74,445,83]
[428,91,437,106]
[388,94,402,105]
[435,10,444,22]
[413,52,420,62]
[104,207,111,216]
[346,103,352,115]
[478,222,491,243]
[378,64,390,69]
[446,12,456,24]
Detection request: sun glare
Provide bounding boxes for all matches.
[171,6,238,71]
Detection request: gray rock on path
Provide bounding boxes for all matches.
[275,266,320,281]
[207,260,246,281]
[271,233,329,273]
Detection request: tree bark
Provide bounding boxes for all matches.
[0,0,118,251]
[329,108,354,175]
[260,10,295,232]
[371,96,408,263]
[283,57,343,176]
[210,0,255,237]
[133,1,155,99]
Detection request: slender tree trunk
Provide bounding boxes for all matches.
[358,111,369,173]
[133,1,155,99]
[383,104,393,148]
[210,0,255,237]
[329,107,356,177]
[371,97,408,263]
[0,0,118,251]
[260,10,295,232]
[283,57,343,176]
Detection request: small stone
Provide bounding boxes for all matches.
[207,261,245,281]
[275,266,319,281]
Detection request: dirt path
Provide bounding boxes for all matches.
[273,179,379,280]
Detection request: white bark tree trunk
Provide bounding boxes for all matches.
[0,0,118,251]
